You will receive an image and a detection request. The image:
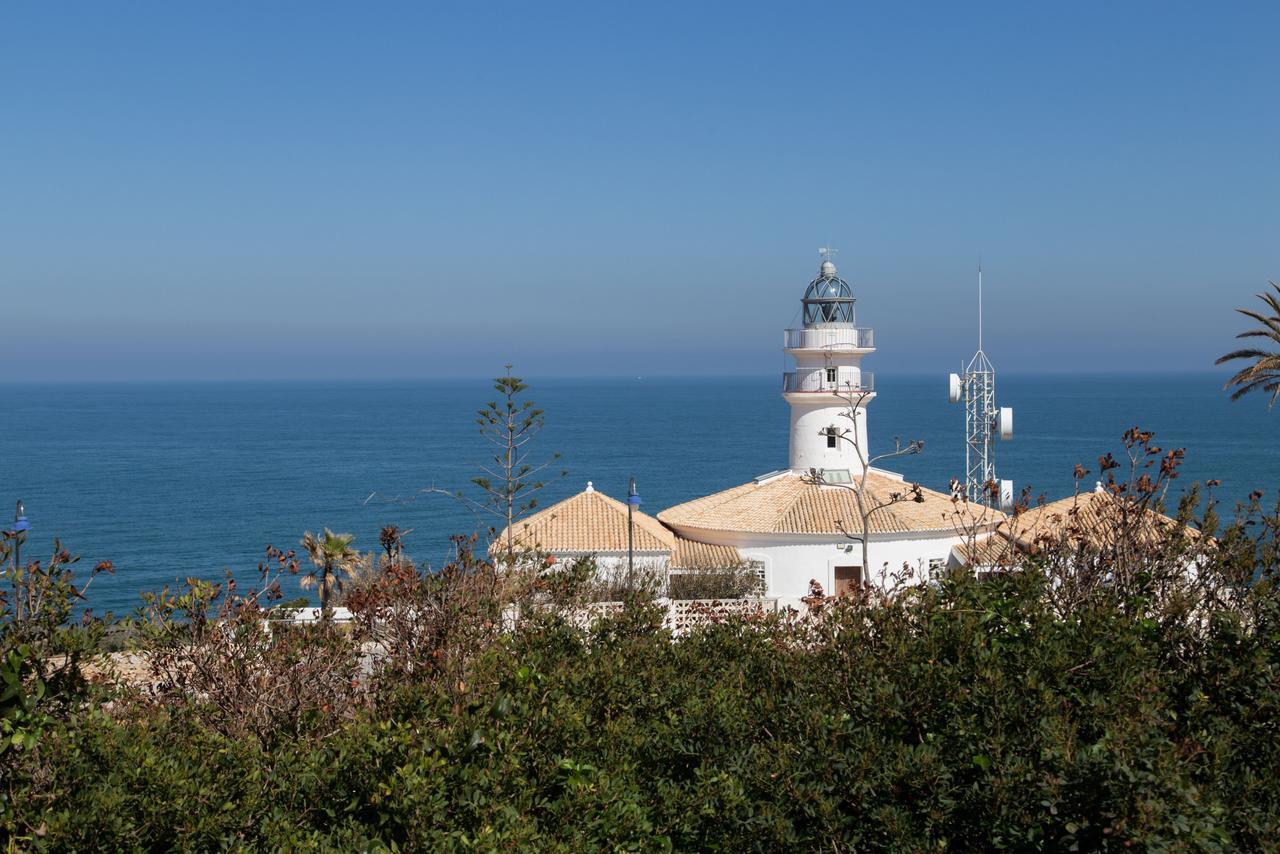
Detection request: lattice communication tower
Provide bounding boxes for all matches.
[948,266,1014,508]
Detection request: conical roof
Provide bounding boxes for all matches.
[496,484,746,568]
[951,489,1202,568]
[659,470,995,536]
[502,484,676,552]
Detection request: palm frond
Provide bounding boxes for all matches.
[1220,284,1280,409]
[1228,374,1280,398]
[1216,348,1271,364]
[1232,308,1280,340]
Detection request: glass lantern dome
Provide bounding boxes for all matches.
[801,260,856,326]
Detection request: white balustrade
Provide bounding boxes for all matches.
[784,327,874,350]
[782,370,874,394]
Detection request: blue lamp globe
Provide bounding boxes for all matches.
[13,500,30,533]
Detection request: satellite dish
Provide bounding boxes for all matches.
[999,479,1014,512]
[948,373,961,404]
[997,407,1014,440]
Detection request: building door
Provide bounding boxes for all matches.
[833,565,863,597]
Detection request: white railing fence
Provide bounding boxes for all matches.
[782,370,875,394]
[784,327,874,350]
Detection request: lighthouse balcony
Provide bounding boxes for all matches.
[782,370,875,394]
[784,327,875,351]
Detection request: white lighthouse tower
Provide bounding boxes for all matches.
[659,250,1007,599]
[783,249,876,477]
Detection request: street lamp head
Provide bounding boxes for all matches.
[626,477,641,507]
[13,500,30,533]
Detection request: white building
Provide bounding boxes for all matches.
[501,254,1003,598]
[498,480,746,582]
[657,254,1002,598]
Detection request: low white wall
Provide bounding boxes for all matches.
[675,528,967,598]
[542,551,670,575]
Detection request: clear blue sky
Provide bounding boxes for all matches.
[4,2,1277,380]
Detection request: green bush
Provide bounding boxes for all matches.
[3,565,1279,850]
[666,564,763,600]
[5,426,1280,850]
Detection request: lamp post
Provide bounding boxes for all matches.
[9,500,30,623]
[12,499,30,571]
[626,478,642,575]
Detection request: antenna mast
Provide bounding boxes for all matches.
[948,263,1013,508]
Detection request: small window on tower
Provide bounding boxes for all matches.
[826,428,838,449]
[826,367,837,384]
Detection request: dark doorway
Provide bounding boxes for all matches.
[834,566,863,597]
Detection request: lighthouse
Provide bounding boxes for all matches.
[506,247,1122,597]
[783,250,875,477]
[651,251,1007,597]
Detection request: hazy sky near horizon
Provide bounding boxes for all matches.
[4,2,1277,381]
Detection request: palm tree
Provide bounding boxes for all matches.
[1218,282,1280,408]
[299,528,360,611]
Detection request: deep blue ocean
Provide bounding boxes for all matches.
[2,374,1275,615]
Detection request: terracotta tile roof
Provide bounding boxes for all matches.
[1005,490,1199,554]
[670,537,744,569]
[658,470,1000,536]
[499,486,676,554]
[952,490,1199,567]
[951,533,1021,568]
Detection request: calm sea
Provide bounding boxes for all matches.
[2,374,1275,615]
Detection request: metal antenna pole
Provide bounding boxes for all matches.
[963,266,996,504]
[627,477,635,575]
[978,260,983,352]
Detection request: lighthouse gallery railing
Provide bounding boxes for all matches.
[782,371,875,394]
[784,327,874,350]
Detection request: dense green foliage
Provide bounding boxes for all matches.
[4,424,1280,849]
[3,565,1279,851]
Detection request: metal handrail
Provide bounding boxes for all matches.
[782,371,875,393]
[784,327,874,350]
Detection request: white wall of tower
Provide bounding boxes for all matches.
[787,400,869,473]
[784,347,874,473]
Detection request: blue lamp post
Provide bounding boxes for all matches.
[12,500,29,571]
[626,478,642,575]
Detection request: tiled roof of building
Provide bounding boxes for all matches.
[494,484,747,568]
[951,489,1200,568]
[950,532,1021,569]
[500,485,676,553]
[1005,489,1199,553]
[671,537,745,569]
[658,470,1000,536]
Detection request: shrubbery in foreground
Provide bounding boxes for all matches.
[2,561,1279,849]
[3,433,1280,850]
